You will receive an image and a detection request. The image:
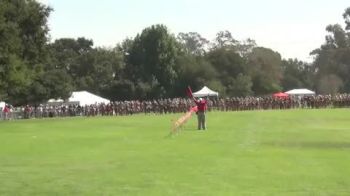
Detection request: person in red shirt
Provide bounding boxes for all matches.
[193,97,208,130]
[3,104,10,120]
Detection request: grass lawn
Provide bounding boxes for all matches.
[1,109,350,195]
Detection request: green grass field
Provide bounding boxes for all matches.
[1,109,350,195]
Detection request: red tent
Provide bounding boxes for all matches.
[273,92,289,98]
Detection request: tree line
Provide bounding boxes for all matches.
[0,0,350,106]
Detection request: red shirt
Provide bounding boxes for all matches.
[3,106,10,113]
[194,99,207,112]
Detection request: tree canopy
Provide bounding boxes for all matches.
[1,1,350,105]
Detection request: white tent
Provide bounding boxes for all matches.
[47,98,64,106]
[285,88,315,96]
[0,101,5,109]
[68,91,110,106]
[48,98,64,103]
[193,86,219,97]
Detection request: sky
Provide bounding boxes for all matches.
[38,0,349,62]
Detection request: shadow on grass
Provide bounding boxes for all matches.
[164,126,202,138]
[171,125,198,132]
[263,141,350,149]
[181,126,199,132]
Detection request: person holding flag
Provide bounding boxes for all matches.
[193,97,208,130]
[187,86,208,130]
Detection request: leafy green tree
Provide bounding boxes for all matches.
[177,32,209,56]
[0,0,51,105]
[311,7,350,93]
[317,74,343,94]
[207,48,245,78]
[247,47,283,95]
[236,38,257,59]
[281,59,314,91]
[344,7,350,30]
[104,79,135,101]
[174,54,218,96]
[29,69,73,103]
[92,48,125,94]
[47,37,94,96]
[48,37,94,74]
[213,30,238,49]
[207,47,251,96]
[229,74,253,96]
[48,38,125,99]
[126,24,180,98]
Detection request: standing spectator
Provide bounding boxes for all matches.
[3,104,10,120]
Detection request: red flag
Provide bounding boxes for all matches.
[186,86,193,98]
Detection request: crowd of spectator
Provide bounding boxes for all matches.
[1,94,350,120]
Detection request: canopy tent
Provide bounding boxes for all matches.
[285,88,315,96]
[0,101,5,109]
[48,91,110,106]
[48,98,64,103]
[47,98,64,106]
[273,92,289,98]
[192,86,219,97]
[68,91,110,106]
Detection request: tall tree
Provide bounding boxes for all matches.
[311,7,350,93]
[236,38,257,59]
[126,24,180,98]
[317,74,343,94]
[0,0,51,105]
[343,7,350,30]
[281,59,314,91]
[247,47,283,95]
[48,38,125,99]
[90,48,125,98]
[207,47,251,96]
[177,32,209,56]
[175,54,218,96]
[213,30,238,49]
[47,37,94,96]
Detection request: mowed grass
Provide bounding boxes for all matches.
[1,109,350,195]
